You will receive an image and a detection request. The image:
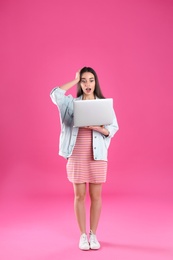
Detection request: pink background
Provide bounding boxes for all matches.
[1,1,173,259]
[1,0,173,198]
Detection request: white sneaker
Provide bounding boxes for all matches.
[89,230,100,250]
[79,233,90,250]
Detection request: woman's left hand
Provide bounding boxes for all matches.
[84,125,109,136]
[85,125,102,131]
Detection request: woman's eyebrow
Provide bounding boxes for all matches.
[81,77,94,79]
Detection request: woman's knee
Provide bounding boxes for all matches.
[73,183,86,202]
[89,184,102,202]
[90,192,101,202]
[75,193,86,202]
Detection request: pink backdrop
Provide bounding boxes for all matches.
[1,0,173,199]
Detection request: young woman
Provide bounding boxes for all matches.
[50,67,119,250]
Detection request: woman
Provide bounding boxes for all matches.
[50,67,119,250]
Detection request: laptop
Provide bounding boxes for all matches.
[73,98,114,127]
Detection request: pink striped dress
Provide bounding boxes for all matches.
[66,127,107,183]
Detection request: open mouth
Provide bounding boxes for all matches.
[86,88,91,92]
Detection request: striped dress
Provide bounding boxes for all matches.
[66,127,107,183]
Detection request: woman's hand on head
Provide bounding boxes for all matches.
[75,70,81,83]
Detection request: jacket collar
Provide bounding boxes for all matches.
[75,95,99,100]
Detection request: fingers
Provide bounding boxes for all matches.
[75,70,81,82]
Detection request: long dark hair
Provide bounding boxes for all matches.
[77,67,105,99]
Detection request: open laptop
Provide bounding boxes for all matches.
[73,98,114,127]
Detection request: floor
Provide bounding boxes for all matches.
[0,193,173,260]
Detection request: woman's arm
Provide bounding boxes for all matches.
[85,126,109,136]
[85,109,119,137]
[59,71,80,91]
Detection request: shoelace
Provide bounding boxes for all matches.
[81,234,88,243]
[90,233,97,244]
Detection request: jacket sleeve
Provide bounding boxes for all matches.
[50,87,74,123]
[50,87,71,105]
[105,109,119,138]
[101,109,119,149]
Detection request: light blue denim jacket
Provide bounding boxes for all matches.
[50,87,119,161]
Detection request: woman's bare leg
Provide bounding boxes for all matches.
[73,183,87,234]
[89,183,102,234]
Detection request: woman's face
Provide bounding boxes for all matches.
[80,72,95,97]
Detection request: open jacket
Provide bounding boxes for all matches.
[50,87,119,161]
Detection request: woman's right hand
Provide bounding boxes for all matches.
[75,70,81,83]
[59,70,81,91]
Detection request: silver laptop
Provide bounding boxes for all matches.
[73,98,114,127]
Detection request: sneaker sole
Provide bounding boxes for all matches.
[90,245,100,250]
[79,247,90,251]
